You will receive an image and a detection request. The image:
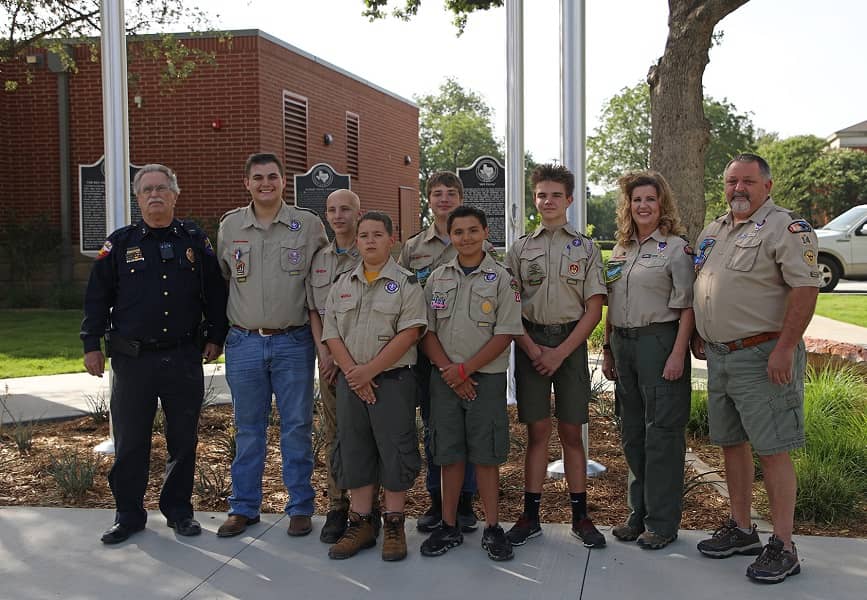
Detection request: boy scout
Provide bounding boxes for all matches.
[307,189,373,544]
[322,212,427,562]
[399,171,482,532]
[419,206,523,561]
[504,163,607,549]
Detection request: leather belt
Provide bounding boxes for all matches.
[522,319,578,336]
[613,321,678,339]
[232,325,304,337]
[707,331,781,354]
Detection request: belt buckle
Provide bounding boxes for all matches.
[707,341,731,355]
[257,328,273,337]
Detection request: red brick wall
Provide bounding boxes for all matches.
[1,31,419,290]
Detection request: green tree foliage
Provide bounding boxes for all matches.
[587,82,756,222]
[756,135,826,218]
[587,190,618,241]
[1,0,220,91]
[362,0,502,33]
[416,78,503,225]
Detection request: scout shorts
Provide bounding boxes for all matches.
[332,367,421,491]
[429,370,509,466]
[705,338,806,455]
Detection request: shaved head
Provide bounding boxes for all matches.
[326,188,360,210]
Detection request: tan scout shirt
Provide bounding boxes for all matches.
[218,202,327,329]
[398,221,496,287]
[505,224,607,325]
[425,253,524,373]
[606,231,695,328]
[693,198,821,343]
[306,241,361,315]
[322,257,428,369]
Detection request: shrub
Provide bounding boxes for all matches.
[48,450,101,498]
[84,391,109,425]
[686,386,709,438]
[195,463,231,502]
[1,386,37,453]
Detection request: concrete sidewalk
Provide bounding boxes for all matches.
[0,507,863,600]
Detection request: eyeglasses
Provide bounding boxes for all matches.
[140,184,172,195]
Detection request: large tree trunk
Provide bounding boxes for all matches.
[648,0,749,244]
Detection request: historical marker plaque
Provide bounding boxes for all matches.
[458,156,506,247]
[294,163,351,240]
[79,156,142,256]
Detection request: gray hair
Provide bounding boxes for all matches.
[725,153,772,180]
[133,164,180,194]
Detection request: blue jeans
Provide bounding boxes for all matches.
[225,326,316,517]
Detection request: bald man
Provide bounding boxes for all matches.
[307,189,368,543]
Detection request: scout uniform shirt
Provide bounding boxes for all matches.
[425,253,524,373]
[693,198,821,343]
[505,223,607,325]
[606,231,695,329]
[322,257,428,368]
[306,240,361,315]
[218,202,327,329]
[399,221,497,287]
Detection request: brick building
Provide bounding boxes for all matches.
[0,30,420,300]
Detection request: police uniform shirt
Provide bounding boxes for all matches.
[399,221,497,287]
[606,230,694,329]
[218,202,327,329]
[425,253,524,373]
[322,257,428,368]
[505,223,607,325]
[693,198,821,343]
[81,219,228,352]
[306,240,361,315]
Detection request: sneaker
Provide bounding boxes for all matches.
[457,492,479,532]
[636,530,676,550]
[697,518,763,558]
[571,517,606,548]
[417,493,442,532]
[506,514,542,546]
[381,512,408,562]
[746,535,801,583]
[481,524,514,561]
[420,523,463,557]
[328,511,376,560]
[611,522,644,542]
[319,509,348,544]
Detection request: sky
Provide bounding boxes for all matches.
[204,0,867,169]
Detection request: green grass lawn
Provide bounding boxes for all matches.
[815,295,867,327]
[0,310,85,378]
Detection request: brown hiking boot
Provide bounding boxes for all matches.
[328,511,376,560]
[381,512,407,562]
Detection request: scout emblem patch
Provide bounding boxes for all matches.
[126,247,144,263]
[96,240,112,260]
[385,280,400,294]
[289,219,301,231]
[480,300,493,314]
[528,263,544,286]
[235,260,247,278]
[484,272,497,282]
[510,279,519,291]
[657,241,667,252]
[288,249,302,265]
[415,266,432,286]
[754,218,766,231]
[693,238,716,272]
[430,293,448,310]
[803,249,816,266]
[569,263,580,275]
[605,260,625,283]
[787,219,812,234]
[570,238,582,247]
[203,237,215,255]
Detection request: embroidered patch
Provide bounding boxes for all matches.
[125,247,144,263]
[514,291,522,303]
[693,238,716,272]
[430,293,448,310]
[754,218,766,231]
[233,248,243,261]
[788,219,812,234]
[800,234,812,245]
[571,238,582,247]
[415,266,431,286]
[803,249,816,266]
[203,237,215,256]
[528,277,544,286]
[340,293,352,299]
[235,260,247,277]
[683,245,694,256]
[480,300,493,314]
[569,263,580,275]
[657,241,668,252]
[605,261,624,283]
[96,240,112,260]
[289,219,301,231]
[315,268,327,274]
[385,280,399,294]
[484,272,497,282]
[186,247,195,263]
[288,249,302,265]
[509,278,519,291]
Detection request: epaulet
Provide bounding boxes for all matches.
[294,205,321,217]
[713,212,727,223]
[405,229,425,242]
[395,264,416,279]
[108,224,136,241]
[679,234,691,245]
[518,232,530,240]
[220,207,243,223]
[178,219,203,237]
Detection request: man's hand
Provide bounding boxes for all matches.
[601,352,617,381]
[531,345,566,376]
[202,342,222,363]
[355,381,378,404]
[690,334,706,361]
[84,351,105,377]
[317,349,338,385]
[439,363,465,388]
[453,378,478,401]
[662,349,686,381]
[767,345,795,385]
[345,363,375,391]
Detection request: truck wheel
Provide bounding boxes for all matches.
[817,255,841,292]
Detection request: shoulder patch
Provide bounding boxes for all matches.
[787,219,812,234]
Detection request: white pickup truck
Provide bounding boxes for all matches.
[816,204,867,292]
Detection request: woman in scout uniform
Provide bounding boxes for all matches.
[322,212,427,562]
[601,170,695,550]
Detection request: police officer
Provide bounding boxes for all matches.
[692,154,820,583]
[601,170,694,550]
[82,163,228,544]
[216,153,328,539]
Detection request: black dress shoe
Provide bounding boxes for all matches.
[101,523,144,544]
[167,517,202,537]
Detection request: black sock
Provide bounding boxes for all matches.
[523,492,542,521]
[570,492,588,522]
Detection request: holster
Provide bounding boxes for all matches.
[105,331,141,358]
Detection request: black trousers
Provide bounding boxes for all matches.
[108,343,204,527]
